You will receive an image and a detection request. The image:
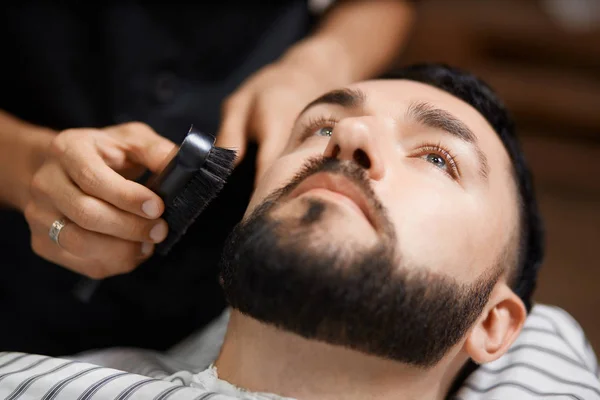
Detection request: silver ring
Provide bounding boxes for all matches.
[49,218,67,247]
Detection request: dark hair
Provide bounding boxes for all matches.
[380,63,544,313]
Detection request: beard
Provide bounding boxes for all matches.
[219,157,500,367]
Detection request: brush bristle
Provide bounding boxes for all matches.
[156,146,237,255]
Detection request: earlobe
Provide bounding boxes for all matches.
[464,285,527,364]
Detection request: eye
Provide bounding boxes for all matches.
[298,116,339,141]
[414,144,460,179]
[422,153,447,170]
[314,127,334,137]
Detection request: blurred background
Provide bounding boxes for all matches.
[396,0,600,350]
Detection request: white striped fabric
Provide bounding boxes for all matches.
[454,304,600,400]
[0,353,230,400]
[0,304,598,399]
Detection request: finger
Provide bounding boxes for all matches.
[107,122,177,173]
[251,94,300,184]
[27,205,153,277]
[255,130,290,186]
[30,233,108,279]
[215,95,252,166]
[31,163,169,243]
[31,234,146,279]
[56,137,165,219]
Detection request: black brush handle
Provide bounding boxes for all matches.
[145,126,215,204]
[72,125,215,303]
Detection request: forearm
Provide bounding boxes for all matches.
[283,0,416,84]
[0,110,55,211]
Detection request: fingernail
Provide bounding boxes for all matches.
[142,200,160,218]
[141,242,153,256]
[149,222,168,243]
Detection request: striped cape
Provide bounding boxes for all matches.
[0,304,598,399]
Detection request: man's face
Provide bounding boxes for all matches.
[220,79,519,366]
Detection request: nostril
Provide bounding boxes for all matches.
[353,149,371,169]
[331,144,341,158]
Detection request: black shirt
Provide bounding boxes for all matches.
[0,2,314,356]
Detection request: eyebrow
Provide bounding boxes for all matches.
[298,88,366,116]
[406,101,490,180]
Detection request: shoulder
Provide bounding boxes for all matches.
[0,352,232,400]
[454,303,600,399]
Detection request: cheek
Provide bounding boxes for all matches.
[244,148,321,218]
[385,178,491,280]
[469,184,518,268]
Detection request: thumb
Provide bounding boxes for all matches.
[109,122,177,173]
[255,133,288,187]
[215,96,252,167]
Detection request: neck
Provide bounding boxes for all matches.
[214,311,463,400]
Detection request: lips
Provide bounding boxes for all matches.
[288,172,377,229]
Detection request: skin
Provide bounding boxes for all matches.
[0,0,413,278]
[23,122,175,279]
[214,79,528,400]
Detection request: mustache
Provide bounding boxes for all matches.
[264,157,392,235]
[283,156,373,195]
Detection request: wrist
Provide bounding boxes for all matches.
[280,35,355,88]
[283,1,415,86]
[18,128,55,210]
[22,125,55,173]
[0,112,55,210]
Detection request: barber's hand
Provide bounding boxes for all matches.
[216,39,351,184]
[23,122,176,279]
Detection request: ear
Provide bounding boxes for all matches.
[464,283,527,364]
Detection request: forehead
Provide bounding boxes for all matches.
[346,80,491,135]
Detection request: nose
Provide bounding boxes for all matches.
[323,117,386,180]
